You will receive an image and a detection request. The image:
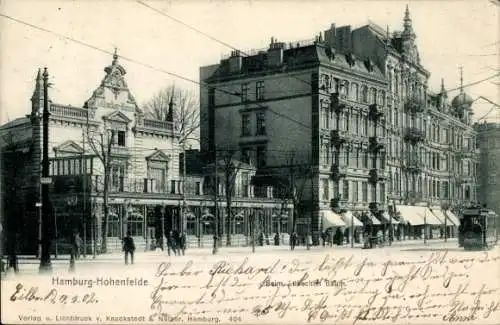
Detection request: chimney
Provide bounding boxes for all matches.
[268,38,285,67]
[228,50,243,74]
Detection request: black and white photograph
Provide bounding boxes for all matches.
[0,0,499,324]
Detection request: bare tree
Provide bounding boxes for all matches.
[219,148,243,247]
[143,84,201,144]
[283,151,313,233]
[85,123,114,254]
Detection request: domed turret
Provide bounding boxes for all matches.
[451,92,474,109]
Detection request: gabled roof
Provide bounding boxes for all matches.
[146,149,170,162]
[54,140,83,153]
[103,110,132,124]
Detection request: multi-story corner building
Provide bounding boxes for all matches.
[200,6,478,242]
[343,6,478,237]
[475,122,500,216]
[1,52,291,254]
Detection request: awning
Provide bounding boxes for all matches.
[321,210,346,229]
[342,211,363,227]
[421,207,443,225]
[382,211,400,224]
[367,213,382,225]
[430,209,446,224]
[396,205,425,225]
[445,211,461,226]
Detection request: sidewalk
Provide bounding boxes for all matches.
[11,237,458,262]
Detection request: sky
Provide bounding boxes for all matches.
[0,0,499,125]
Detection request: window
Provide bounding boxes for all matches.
[111,165,125,192]
[256,146,266,168]
[361,86,368,103]
[380,184,385,202]
[241,114,251,136]
[117,131,126,146]
[394,109,399,127]
[321,143,329,165]
[343,180,349,200]
[149,167,165,193]
[362,182,368,202]
[362,151,369,168]
[322,107,329,129]
[322,179,329,201]
[351,83,359,101]
[370,88,377,104]
[241,172,249,197]
[241,83,249,102]
[256,81,265,100]
[352,181,359,201]
[241,148,251,164]
[355,114,359,133]
[256,112,266,135]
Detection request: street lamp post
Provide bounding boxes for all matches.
[39,68,52,273]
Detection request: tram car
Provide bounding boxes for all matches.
[459,207,498,250]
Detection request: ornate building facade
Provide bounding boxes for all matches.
[200,6,477,242]
[1,52,290,254]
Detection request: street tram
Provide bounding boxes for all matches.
[459,207,498,250]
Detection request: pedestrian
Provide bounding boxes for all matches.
[179,232,186,256]
[123,231,135,265]
[167,230,177,256]
[72,231,82,260]
[274,232,280,246]
[290,232,296,251]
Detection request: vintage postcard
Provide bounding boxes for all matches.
[1,0,499,324]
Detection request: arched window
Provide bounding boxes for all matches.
[234,213,245,234]
[201,213,215,235]
[127,212,144,237]
[186,212,197,236]
[107,212,120,237]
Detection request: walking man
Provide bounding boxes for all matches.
[290,232,297,251]
[123,231,135,265]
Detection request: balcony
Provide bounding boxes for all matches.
[404,127,425,144]
[456,147,476,159]
[330,197,348,212]
[368,136,385,153]
[369,202,382,214]
[330,164,347,181]
[404,96,425,114]
[331,92,347,113]
[91,177,171,194]
[457,175,475,184]
[330,130,349,146]
[368,169,386,184]
[368,103,384,122]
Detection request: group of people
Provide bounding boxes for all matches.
[122,229,187,265]
[156,230,187,256]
